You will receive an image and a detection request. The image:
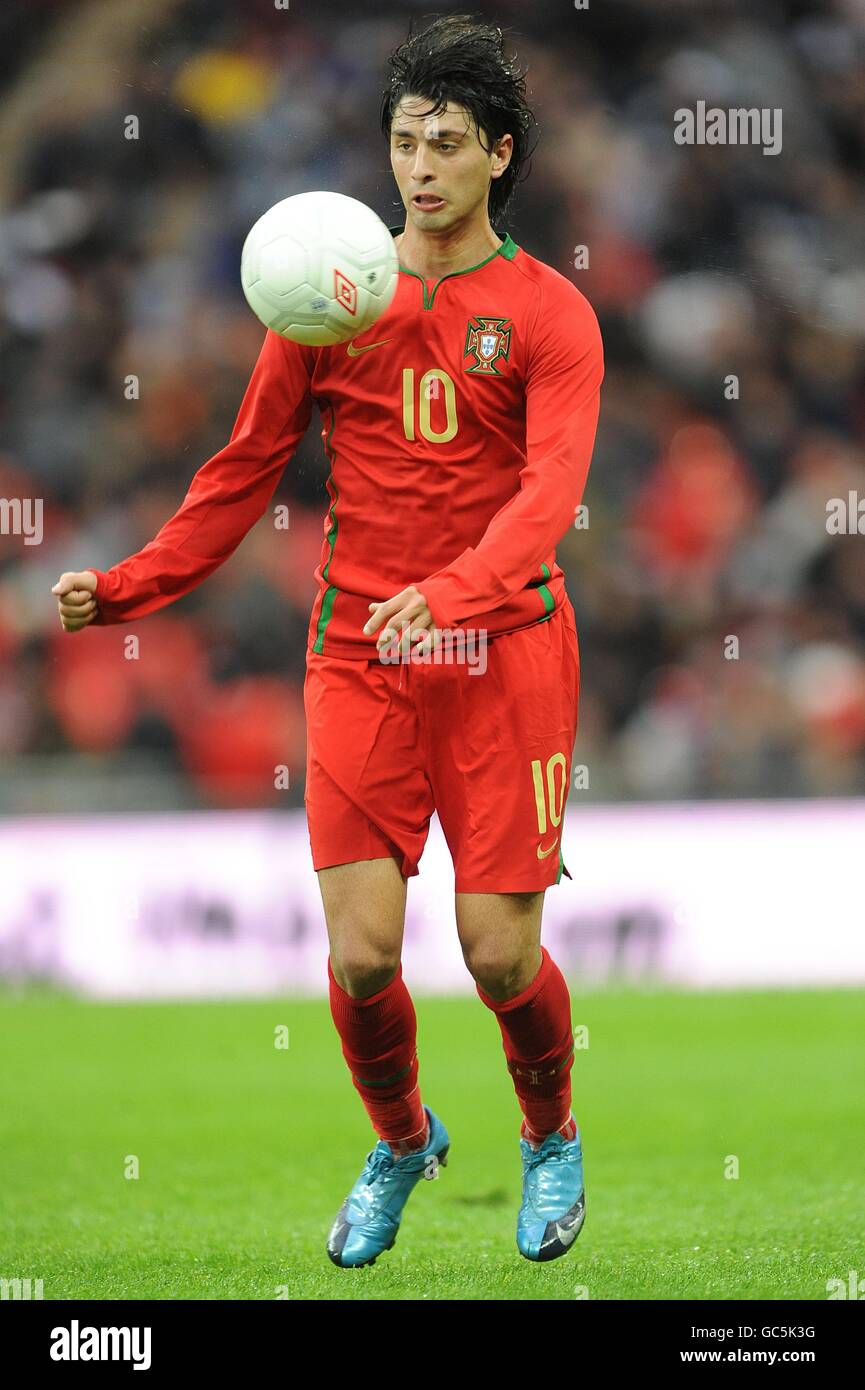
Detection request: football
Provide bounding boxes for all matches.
[240,191,399,346]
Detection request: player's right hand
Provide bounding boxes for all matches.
[51,571,99,632]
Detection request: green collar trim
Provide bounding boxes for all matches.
[388,227,520,309]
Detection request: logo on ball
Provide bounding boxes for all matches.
[334,269,358,316]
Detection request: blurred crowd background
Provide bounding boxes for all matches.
[1,0,864,812]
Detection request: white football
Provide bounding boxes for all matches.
[240,191,399,346]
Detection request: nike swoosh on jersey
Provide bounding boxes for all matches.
[536,838,559,860]
[346,337,394,357]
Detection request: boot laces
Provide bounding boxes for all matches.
[364,1144,395,1184]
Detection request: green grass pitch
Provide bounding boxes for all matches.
[2,986,863,1300]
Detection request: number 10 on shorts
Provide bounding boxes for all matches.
[531,753,568,835]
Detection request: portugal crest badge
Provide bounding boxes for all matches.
[464,316,512,375]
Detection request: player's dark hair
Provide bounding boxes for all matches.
[380,13,538,224]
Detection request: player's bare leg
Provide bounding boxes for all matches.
[457,890,585,1262]
[318,857,422,1141]
[318,856,406,998]
[317,855,449,1267]
[455,888,545,1001]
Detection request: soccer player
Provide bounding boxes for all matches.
[52,16,603,1266]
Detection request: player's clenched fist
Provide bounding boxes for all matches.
[51,571,98,632]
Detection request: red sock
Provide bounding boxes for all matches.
[521,1115,577,1149]
[476,946,575,1142]
[328,956,428,1152]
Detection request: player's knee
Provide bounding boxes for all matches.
[330,945,401,999]
[462,942,529,1001]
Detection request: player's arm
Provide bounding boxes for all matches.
[52,330,314,630]
[417,281,603,630]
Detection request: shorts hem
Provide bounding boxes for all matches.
[311,848,419,879]
[454,873,566,893]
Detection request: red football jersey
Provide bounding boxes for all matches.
[91,230,604,658]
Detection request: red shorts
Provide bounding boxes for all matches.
[303,600,579,893]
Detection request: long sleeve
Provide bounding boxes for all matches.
[90,329,315,624]
[419,280,603,629]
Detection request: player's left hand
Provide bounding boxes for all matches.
[363,585,439,653]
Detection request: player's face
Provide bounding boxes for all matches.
[389,96,512,231]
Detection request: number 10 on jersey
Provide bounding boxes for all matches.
[402,368,458,443]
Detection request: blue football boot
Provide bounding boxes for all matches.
[327,1106,449,1268]
[517,1124,586,1262]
